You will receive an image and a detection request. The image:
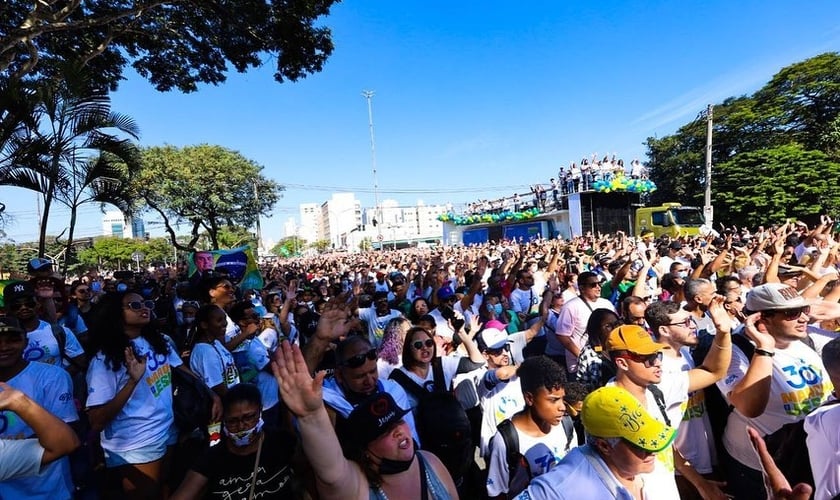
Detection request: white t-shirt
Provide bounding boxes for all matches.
[257,327,279,353]
[556,297,615,372]
[23,320,85,367]
[717,338,832,470]
[189,340,241,390]
[478,373,526,458]
[0,439,44,481]
[486,417,577,497]
[86,336,182,453]
[358,307,403,348]
[0,361,77,499]
[805,397,840,500]
[393,356,462,411]
[662,348,715,474]
[509,287,539,315]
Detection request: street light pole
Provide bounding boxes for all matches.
[253,180,262,252]
[362,90,382,249]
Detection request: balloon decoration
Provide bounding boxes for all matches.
[591,177,657,193]
[438,208,541,226]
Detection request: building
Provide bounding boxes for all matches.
[319,193,362,249]
[298,203,319,243]
[101,210,132,238]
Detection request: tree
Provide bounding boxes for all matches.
[201,225,258,250]
[713,144,840,227]
[1,0,338,93]
[272,236,306,257]
[132,145,283,250]
[358,237,372,252]
[310,239,331,254]
[753,53,840,150]
[0,68,139,258]
[77,236,140,270]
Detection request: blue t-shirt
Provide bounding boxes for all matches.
[0,361,78,499]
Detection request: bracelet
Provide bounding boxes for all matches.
[754,348,775,357]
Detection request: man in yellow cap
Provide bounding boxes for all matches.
[515,386,676,499]
[608,319,732,499]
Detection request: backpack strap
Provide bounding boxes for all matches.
[390,369,428,401]
[50,323,85,370]
[431,357,448,393]
[561,415,575,451]
[731,332,755,359]
[496,419,523,487]
[647,384,671,427]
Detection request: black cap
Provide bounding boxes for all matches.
[3,281,35,305]
[0,316,25,336]
[669,241,683,250]
[341,392,409,447]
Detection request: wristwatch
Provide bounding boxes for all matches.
[754,348,775,357]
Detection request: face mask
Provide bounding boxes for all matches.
[678,271,689,279]
[491,303,503,315]
[374,452,415,475]
[183,317,195,326]
[223,417,264,447]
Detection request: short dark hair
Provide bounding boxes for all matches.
[229,300,254,323]
[563,380,589,405]
[519,356,566,396]
[822,337,840,376]
[334,335,373,366]
[577,271,599,287]
[644,300,681,335]
[222,383,262,414]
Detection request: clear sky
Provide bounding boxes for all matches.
[3,0,840,244]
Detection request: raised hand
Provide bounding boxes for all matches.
[272,341,325,418]
[747,427,812,500]
[0,381,27,411]
[742,313,776,351]
[125,346,147,381]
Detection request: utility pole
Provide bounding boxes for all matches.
[704,104,714,227]
[362,90,382,249]
[253,180,262,252]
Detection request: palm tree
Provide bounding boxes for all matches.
[0,67,140,258]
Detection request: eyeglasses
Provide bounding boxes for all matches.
[412,339,435,350]
[340,348,377,368]
[9,300,36,311]
[768,306,810,321]
[582,281,603,288]
[620,351,663,368]
[666,317,694,328]
[124,300,155,311]
[223,411,261,428]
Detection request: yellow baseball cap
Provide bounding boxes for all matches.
[605,325,668,355]
[582,386,676,452]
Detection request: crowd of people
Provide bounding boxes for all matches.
[463,153,648,216]
[2,214,840,499]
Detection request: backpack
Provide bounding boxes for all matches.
[496,415,575,498]
[171,366,214,435]
[390,359,474,486]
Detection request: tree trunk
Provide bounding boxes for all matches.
[38,190,53,257]
[63,203,78,275]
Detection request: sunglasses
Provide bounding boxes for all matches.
[486,346,508,356]
[582,281,603,288]
[125,300,155,311]
[621,351,663,368]
[9,300,36,311]
[224,410,261,428]
[412,339,435,350]
[768,306,810,321]
[666,317,694,327]
[340,348,377,368]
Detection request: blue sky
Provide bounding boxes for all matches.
[3,0,840,244]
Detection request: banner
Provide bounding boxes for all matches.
[188,245,264,290]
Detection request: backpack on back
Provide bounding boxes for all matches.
[495,415,575,498]
[390,359,474,485]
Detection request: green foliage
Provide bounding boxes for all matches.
[0,66,140,260]
[646,52,840,222]
[1,0,339,93]
[310,239,331,253]
[714,145,840,227]
[272,236,306,257]
[132,145,283,250]
[358,237,373,252]
[204,226,258,250]
[76,236,177,269]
